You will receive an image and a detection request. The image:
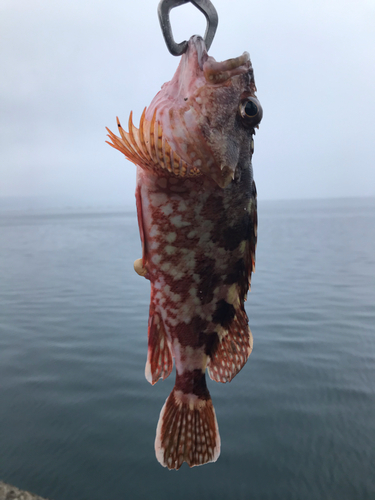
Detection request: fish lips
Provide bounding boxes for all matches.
[186,35,251,85]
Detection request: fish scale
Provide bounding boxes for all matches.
[106,34,262,469]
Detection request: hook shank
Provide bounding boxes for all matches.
[158,0,218,56]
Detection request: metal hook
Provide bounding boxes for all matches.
[157,0,218,56]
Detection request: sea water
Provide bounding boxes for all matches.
[0,197,374,500]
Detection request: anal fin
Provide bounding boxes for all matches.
[208,309,253,383]
[145,311,173,385]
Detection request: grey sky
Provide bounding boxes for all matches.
[1,0,374,207]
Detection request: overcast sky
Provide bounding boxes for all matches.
[1,0,374,207]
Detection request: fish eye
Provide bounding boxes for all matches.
[245,100,258,117]
[239,97,263,127]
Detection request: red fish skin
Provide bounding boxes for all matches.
[106,35,261,470]
[138,161,256,469]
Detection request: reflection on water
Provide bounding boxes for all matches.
[0,198,374,500]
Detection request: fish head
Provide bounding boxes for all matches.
[147,35,263,188]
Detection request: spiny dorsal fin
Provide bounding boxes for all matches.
[106,109,202,178]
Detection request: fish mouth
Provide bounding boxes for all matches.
[187,35,250,84]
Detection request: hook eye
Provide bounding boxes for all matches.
[158,0,219,56]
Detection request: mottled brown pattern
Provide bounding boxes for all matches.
[212,299,236,328]
[227,258,249,305]
[175,369,210,399]
[221,214,252,251]
[194,256,221,305]
[176,316,209,348]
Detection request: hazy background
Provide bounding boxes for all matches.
[1,0,374,209]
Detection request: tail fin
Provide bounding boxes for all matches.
[154,376,220,470]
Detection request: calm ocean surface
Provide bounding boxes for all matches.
[0,197,374,500]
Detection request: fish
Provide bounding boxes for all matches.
[106,34,262,470]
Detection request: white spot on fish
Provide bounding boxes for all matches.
[178,200,188,212]
[170,215,190,228]
[149,226,159,238]
[161,204,173,216]
[181,303,192,322]
[167,316,179,327]
[154,280,163,290]
[149,192,168,207]
[165,245,177,255]
[161,262,171,272]
[165,232,177,243]
[181,249,196,269]
[169,268,185,280]
[162,284,181,303]
[227,284,238,305]
[152,254,161,265]
[239,240,246,253]
[187,231,196,239]
[171,292,181,302]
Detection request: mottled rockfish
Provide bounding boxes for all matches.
[106,35,262,470]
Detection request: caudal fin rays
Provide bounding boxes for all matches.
[155,387,220,470]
